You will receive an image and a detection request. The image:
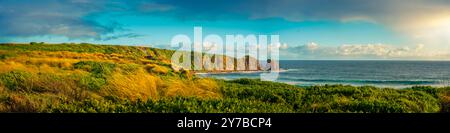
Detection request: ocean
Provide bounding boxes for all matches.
[198,60,450,88]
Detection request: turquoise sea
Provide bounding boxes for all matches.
[198,60,450,88]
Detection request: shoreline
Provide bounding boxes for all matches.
[193,69,290,75]
[195,72,450,89]
[194,70,265,75]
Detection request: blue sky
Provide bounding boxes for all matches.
[1,0,450,60]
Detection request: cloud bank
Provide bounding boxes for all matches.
[283,43,450,60]
[2,0,450,40]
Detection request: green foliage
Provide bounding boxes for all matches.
[221,79,440,113]
[0,43,157,59]
[406,86,450,112]
[221,78,303,104]
[146,47,174,60]
[30,42,44,45]
[0,72,445,113]
[118,63,140,74]
[0,43,448,113]
[406,86,440,97]
[0,51,18,60]
[78,75,106,91]
[437,87,450,112]
[2,93,44,112]
[0,71,32,91]
[74,61,116,78]
[47,97,293,113]
[300,85,440,113]
[72,61,118,91]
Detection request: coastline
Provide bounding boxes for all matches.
[194,70,265,75]
[196,71,450,89]
[193,69,290,75]
[1,43,449,113]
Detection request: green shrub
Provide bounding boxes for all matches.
[299,85,440,113]
[439,87,450,112]
[406,86,440,97]
[30,42,44,45]
[221,79,303,103]
[78,75,106,91]
[47,97,294,113]
[74,61,116,77]
[0,71,32,91]
[118,63,140,74]
[0,55,7,60]
[0,52,17,60]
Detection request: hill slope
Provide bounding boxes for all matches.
[0,43,448,113]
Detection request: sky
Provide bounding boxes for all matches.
[0,0,450,60]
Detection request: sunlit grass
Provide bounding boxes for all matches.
[102,68,160,101]
[163,78,220,99]
[0,43,448,113]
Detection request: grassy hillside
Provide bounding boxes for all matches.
[0,43,449,113]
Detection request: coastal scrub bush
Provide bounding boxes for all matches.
[439,87,450,112]
[0,52,17,60]
[47,97,294,113]
[221,79,303,104]
[0,70,33,91]
[74,61,116,77]
[78,75,106,91]
[300,85,440,113]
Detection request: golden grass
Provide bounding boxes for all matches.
[0,103,7,112]
[26,57,79,67]
[1,93,47,112]
[101,69,161,101]
[1,50,137,65]
[0,61,29,73]
[0,83,4,93]
[336,97,351,104]
[163,78,220,99]
[0,47,223,106]
[440,91,450,112]
[27,51,108,60]
[145,64,170,74]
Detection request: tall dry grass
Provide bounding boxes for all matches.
[0,45,226,112]
[440,90,450,112]
[163,78,220,99]
[0,61,29,73]
[145,64,170,74]
[101,69,161,101]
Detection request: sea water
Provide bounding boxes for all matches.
[198,60,450,88]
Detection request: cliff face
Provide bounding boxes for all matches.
[236,55,262,71]
[199,55,263,72]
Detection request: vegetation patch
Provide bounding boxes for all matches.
[0,43,447,113]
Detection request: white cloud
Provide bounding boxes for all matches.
[280,43,289,49]
[305,42,319,51]
[284,43,450,60]
[337,44,393,57]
